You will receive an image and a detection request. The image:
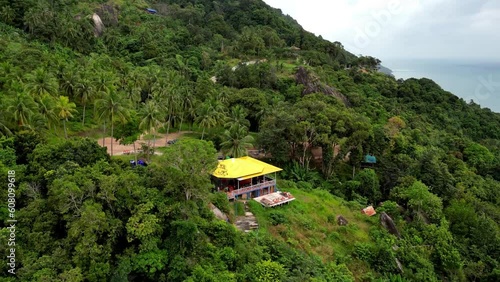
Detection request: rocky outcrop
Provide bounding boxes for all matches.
[380,212,401,238]
[295,66,350,107]
[92,13,104,37]
[209,203,229,222]
[336,215,348,226]
[395,257,404,273]
[231,59,268,71]
[96,4,119,26]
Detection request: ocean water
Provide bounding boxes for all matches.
[383,58,500,113]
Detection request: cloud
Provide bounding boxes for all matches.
[263,0,500,60]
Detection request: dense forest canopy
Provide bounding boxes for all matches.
[0,0,499,281]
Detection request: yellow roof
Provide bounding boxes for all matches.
[212,156,282,179]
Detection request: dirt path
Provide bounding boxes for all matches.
[99,131,190,155]
[234,201,259,233]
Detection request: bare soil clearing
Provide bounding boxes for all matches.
[99,131,190,155]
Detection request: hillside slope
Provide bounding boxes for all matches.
[0,0,499,281]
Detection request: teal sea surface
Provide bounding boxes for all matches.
[384,59,500,113]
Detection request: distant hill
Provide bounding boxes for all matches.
[378,65,394,76]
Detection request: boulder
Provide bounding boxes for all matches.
[92,13,104,37]
[96,4,119,25]
[336,215,348,226]
[395,258,404,273]
[380,212,401,238]
[209,203,229,222]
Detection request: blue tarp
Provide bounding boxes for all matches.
[146,8,157,14]
[364,155,377,164]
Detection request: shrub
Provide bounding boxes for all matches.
[234,202,245,216]
[277,179,297,190]
[324,262,355,282]
[269,211,288,226]
[377,200,401,219]
[297,181,313,190]
[211,192,231,215]
[353,242,374,262]
[327,214,336,224]
[329,232,341,241]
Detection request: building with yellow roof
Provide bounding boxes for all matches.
[212,156,282,200]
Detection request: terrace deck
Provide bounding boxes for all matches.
[253,191,295,208]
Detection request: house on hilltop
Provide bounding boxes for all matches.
[212,156,282,200]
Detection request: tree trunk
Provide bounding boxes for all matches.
[301,143,308,168]
[147,137,151,162]
[110,114,114,156]
[201,127,205,140]
[178,115,183,132]
[165,114,171,146]
[102,120,106,147]
[166,116,171,135]
[63,119,67,139]
[82,104,86,127]
[133,141,137,164]
[152,128,156,157]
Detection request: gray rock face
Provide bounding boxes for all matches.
[210,204,229,222]
[337,215,348,226]
[96,4,119,25]
[295,66,350,107]
[380,212,401,238]
[395,257,404,273]
[92,13,104,37]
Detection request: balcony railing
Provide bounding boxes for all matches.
[227,180,276,199]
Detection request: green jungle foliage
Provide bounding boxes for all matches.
[0,0,499,281]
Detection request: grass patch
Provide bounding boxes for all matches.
[142,133,163,141]
[233,201,245,216]
[277,60,300,73]
[184,132,202,139]
[111,154,135,163]
[248,187,376,263]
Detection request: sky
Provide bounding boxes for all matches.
[262,0,500,61]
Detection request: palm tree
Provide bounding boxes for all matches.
[75,78,97,126]
[142,65,161,98]
[125,69,147,107]
[195,98,226,140]
[23,6,44,34]
[176,87,194,132]
[93,71,117,94]
[220,124,255,158]
[162,89,179,139]
[0,6,16,25]
[225,105,250,129]
[0,109,12,136]
[55,96,77,139]
[155,71,183,140]
[7,92,37,129]
[0,62,20,90]
[139,99,163,160]
[38,94,59,134]
[217,87,230,105]
[94,90,130,156]
[24,68,59,99]
[59,66,80,98]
